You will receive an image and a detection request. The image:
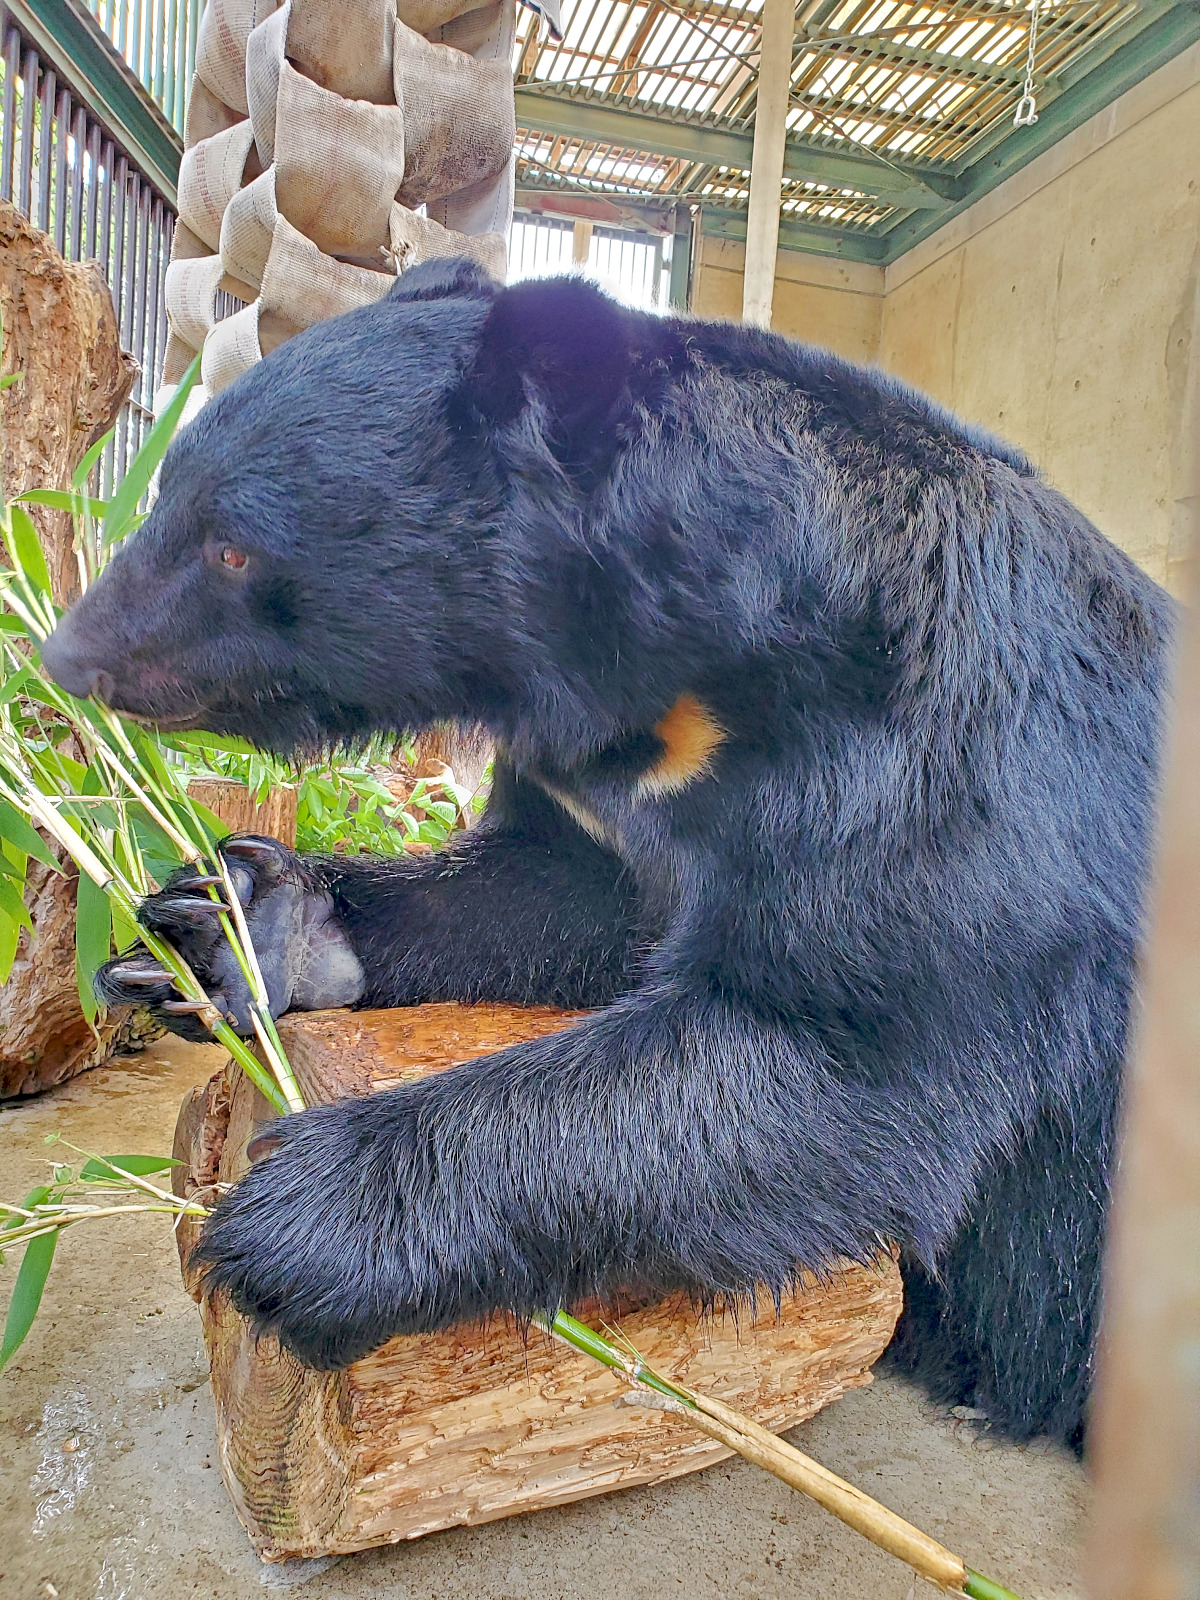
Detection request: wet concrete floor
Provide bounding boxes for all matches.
[1,1040,1088,1600]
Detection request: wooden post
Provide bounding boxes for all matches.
[741,0,794,329]
[1086,559,1200,1595]
[572,218,593,265]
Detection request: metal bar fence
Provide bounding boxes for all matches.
[0,11,174,498]
[83,0,195,136]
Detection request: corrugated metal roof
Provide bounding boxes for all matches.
[509,0,1198,253]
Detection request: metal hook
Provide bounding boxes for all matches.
[1013,92,1038,127]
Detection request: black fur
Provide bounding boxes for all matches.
[43,261,1172,1448]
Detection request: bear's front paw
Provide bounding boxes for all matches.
[190,1097,428,1368]
[96,834,363,1040]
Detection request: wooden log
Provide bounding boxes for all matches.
[187,778,298,847]
[174,1004,903,1562]
[0,201,136,1095]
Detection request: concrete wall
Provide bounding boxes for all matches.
[879,41,1200,596]
[693,42,1200,594]
[691,234,883,365]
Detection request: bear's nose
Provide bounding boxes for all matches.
[41,622,114,703]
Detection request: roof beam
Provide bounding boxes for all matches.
[700,203,888,263]
[880,0,1200,260]
[796,30,1039,85]
[513,88,959,209]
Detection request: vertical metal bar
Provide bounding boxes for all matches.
[133,182,150,410]
[164,0,179,128]
[153,0,167,106]
[188,0,201,84]
[1,27,18,204]
[18,47,35,217]
[85,122,100,258]
[53,85,69,253]
[146,195,162,398]
[110,153,128,337]
[99,137,114,276]
[69,103,85,260]
[36,69,54,233]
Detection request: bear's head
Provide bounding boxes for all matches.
[42,259,662,754]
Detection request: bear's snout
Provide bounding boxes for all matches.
[42,615,115,704]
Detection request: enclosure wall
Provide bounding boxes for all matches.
[694,43,1200,598]
[880,40,1200,598]
[691,235,883,365]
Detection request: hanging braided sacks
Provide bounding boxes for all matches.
[161,0,532,411]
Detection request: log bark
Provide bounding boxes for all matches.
[174,1003,903,1561]
[0,201,136,1094]
[0,198,137,604]
[187,778,298,846]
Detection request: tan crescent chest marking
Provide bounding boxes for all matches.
[535,695,726,844]
[635,694,727,798]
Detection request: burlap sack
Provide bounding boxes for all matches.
[185,76,245,146]
[393,16,515,205]
[285,0,395,103]
[219,166,278,292]
[389,201,505,279]
[245,0,290,165]
[177,118,258,252]
[273,61,406,257]
[195,0,281,116]
[158,0,518,416]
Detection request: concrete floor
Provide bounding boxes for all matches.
[1,1040,1089,1600]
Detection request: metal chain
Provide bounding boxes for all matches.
[1013,0,1043,126]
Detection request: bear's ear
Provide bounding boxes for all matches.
[387,257,500,305]
[468,276,632,449]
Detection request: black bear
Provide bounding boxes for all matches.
[42,259,1172,1450]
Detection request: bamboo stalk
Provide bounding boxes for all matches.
[544,1311,1022,1600]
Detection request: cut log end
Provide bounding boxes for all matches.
[173,1003,903,1561]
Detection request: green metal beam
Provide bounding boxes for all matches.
[796,30,1040,87]
[513,87,959,210]
[881,0,1200,261]
[2,0,182,202]
[700,203,888,264]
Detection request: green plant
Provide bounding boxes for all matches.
[172,733,485,856]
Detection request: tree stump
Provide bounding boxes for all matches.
[173,1003,903,1561]
[0,198,136,605]
[0,200,137,1096]
[187,778,298,847]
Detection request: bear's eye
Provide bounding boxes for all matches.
[220,546,248,571]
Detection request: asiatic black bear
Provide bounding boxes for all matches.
[43,260,1172,1449]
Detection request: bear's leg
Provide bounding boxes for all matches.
[97,768,641,1036]
[887,1093,1114,1451]
[191,987,974,1370]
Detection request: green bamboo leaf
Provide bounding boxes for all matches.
[0,912,20,984]
[72,430,114,490]
[17,490,109,518]
[164,730,260,757]
[0,1227,59,1372]
[0,371,24,390]
[79,1154,181,1180]
[102,357,201,548]
[7,506,53,599]
[75,868,111,1024]
[0,663,35,707]
[0,872,33,934]
[0,799,62,870]
[0,614,28,635]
